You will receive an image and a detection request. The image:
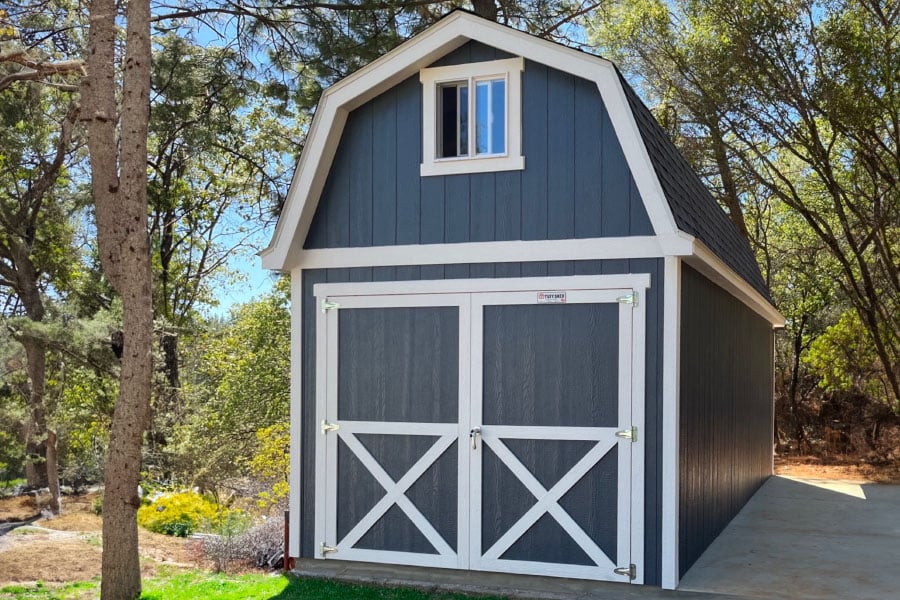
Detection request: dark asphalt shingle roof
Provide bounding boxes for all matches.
[617,72,773,304]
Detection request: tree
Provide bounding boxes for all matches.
[81,0,153,596]
[174,279,290,488]
[588,0,900,409]
[0,7,84,510]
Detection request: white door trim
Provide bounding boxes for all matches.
[313,274,649,581]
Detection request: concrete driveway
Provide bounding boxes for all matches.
[678,475,900,600]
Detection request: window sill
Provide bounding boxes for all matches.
[420,154,524,177]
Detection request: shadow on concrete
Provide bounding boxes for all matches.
[678,476,900,600]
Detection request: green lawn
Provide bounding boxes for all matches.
[0,573,507,600]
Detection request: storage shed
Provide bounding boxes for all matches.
[262,11,784,590]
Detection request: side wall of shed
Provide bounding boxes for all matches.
[678,264,773,576]
[297,259,665,585]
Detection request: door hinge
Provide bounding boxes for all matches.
[321,420,340,434]
[320,543,337,556]
[615,426,638,443]
[321,299,340,313]
[617,291,638,307]
[614,564,636,580]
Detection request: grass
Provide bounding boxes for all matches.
[1,572,507,600]
[0,581,97,600]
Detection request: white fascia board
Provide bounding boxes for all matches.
[685,238,785,327]
[296,236,667,270]
[262,12,682,271]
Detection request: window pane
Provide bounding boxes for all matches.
[491,79,505,154]
[439,83,460,158]
[475,80,490,154]
[459,85,468,156]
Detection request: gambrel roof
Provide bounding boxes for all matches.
[262,10,780,325]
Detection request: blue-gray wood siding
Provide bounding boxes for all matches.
[678,265,773,576]
[298,258,665,585]
[304,41,653,250]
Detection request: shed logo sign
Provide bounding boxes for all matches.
[537,291,566,304]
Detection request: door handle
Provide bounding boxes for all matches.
[469,426,482,450]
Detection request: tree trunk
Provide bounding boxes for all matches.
[21,336,48,489]
[46,430,60,514]
[82,0,152,595]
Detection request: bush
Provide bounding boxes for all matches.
[91,493,103,516]
[137,491,226,537]
[200,515,284,573]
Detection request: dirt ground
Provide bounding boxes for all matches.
[0,492,204,585]
[774,455,900,483]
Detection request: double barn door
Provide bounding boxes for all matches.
[314,276,646,583]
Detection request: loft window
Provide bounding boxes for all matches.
[421,57,524,176]
[437,78,506,159]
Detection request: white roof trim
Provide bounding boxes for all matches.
[260,11,680,271]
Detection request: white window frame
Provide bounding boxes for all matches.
[420,57,525,177]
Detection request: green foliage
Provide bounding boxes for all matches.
[248,423,290,511]
[174,280,290,487]
[804,311,894,406]
[137,491,238,538]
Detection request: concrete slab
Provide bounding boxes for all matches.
[294,558,759,600]
[679,476,900,600]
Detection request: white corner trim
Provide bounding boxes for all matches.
[261,11,684,271]
[288,266,303,558]
[685,239,785,327]
[661,256,681,590]
[296,236,668,270]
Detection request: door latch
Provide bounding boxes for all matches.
[615,426,638,443]
[469,426,482,450]
[320,543,337,556]
[614,564,636,580]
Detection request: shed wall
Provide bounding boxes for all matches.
[304,41,653,250]
[298,258,664,585]
[678,264,773,576]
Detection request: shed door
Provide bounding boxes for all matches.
[316,281,643,582]
[470,290,637,581]
[317,293,470,569]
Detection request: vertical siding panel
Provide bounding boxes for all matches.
[325,129,350,248]
[600,108,630,236]
[628,176,654,235]
[348,106,374,247]
[444,175,470,243]
[421,176,445,244]
[547,69,575,241]
[522,61,548,240]
[574,79,602,239]
[679,265,773,576]
[301,269,326,557]
[494,172,522,240]
[372,89,398,246]
[396,76,422,245]
[470,174,496,242]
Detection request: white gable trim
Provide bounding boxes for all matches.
[260,11,680,271]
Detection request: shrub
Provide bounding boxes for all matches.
[137,491,224,537]
[91,493,103,516]
[199,515,284,573]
